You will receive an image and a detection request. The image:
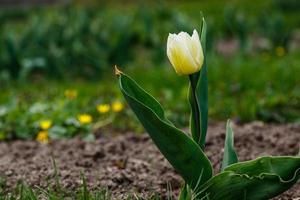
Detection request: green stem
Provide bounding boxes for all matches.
[189,74,201,145]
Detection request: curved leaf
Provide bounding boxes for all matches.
[196,156,300,200]
[221,120,238,171]
[225,156,300,179]
[117,71,213,189]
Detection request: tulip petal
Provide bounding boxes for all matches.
[167,33,199,75]
[191,29,204,67]
[178,32,197,63]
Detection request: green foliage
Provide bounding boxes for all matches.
[0,3,193,80]
[1,49,300,140]
[188,18,208,148]
[258,12,291,48]
[118,68,300,200]
[117,18,300,199]
[179,184,192,200]
[196,157,300,199]
[118,72,213,189]
[0,80,130,140]
[0,0,298,80]
[221,120,238,171]
[0,1,300,140]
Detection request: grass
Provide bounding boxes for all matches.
[0,0,300,140]
[105,0,300,33]
[1,50,300,140]
[0,157,165,200]
[0,183,163,200]
[0,176,165,200]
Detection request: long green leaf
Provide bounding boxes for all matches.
[117,71,213,189]
[196,156,300,200]
[188,17,208,150]
[221,120,238,171]
[188,73,201,144]
[198,17,208,149]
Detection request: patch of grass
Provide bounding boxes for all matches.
[0,1,299,140]
[0,157,165,199]
[0,181,113,200]
[1,51,300,140]
[129,51,300,123]
[0,0,298,81]
[0,178,164,200]
[0,176,6,193]
[0,181,166,200]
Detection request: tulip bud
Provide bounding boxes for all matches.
[167,29,204,75]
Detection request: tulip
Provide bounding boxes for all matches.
[167,29,204,75]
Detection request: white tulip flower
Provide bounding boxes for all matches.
[167,29,204,75]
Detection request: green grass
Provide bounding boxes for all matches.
[0,0,297,81]
[0,158,165,200]
[131,51,300,123]
[0,0,300,140]
[0,177,164,200]
[0,174,165,200]
[1,51,300,140]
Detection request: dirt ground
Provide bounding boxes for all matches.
[0,121,300,199]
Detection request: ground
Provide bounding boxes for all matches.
[0,121,300,199]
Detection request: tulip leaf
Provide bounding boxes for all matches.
[117,71,213,189]
[198,17,208,149]
[221,120,238,171]
[195,156,300,200]
[188,17,208,150]
[188,74,201,144]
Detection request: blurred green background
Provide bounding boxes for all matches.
[0,0,300,140]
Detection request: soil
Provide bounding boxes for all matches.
[0,121,300,199]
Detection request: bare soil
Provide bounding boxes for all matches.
[0,121,300,199]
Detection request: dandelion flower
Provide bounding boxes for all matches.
[39,120,52,130]
[36,131,49,144]
[78,114,92,124]
[97,104,110,114]
[112,101,124,112]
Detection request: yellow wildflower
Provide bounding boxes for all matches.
[64,89,78,99]
[97,104,110,114]
[39,120,52,130]
[112,101,124,112]
[36,131,49,144]
[78,114,92,124]
[275,46,285,57]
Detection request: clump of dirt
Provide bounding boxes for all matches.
[0,121,300,199]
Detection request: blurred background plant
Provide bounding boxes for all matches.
[0,0,300,140]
